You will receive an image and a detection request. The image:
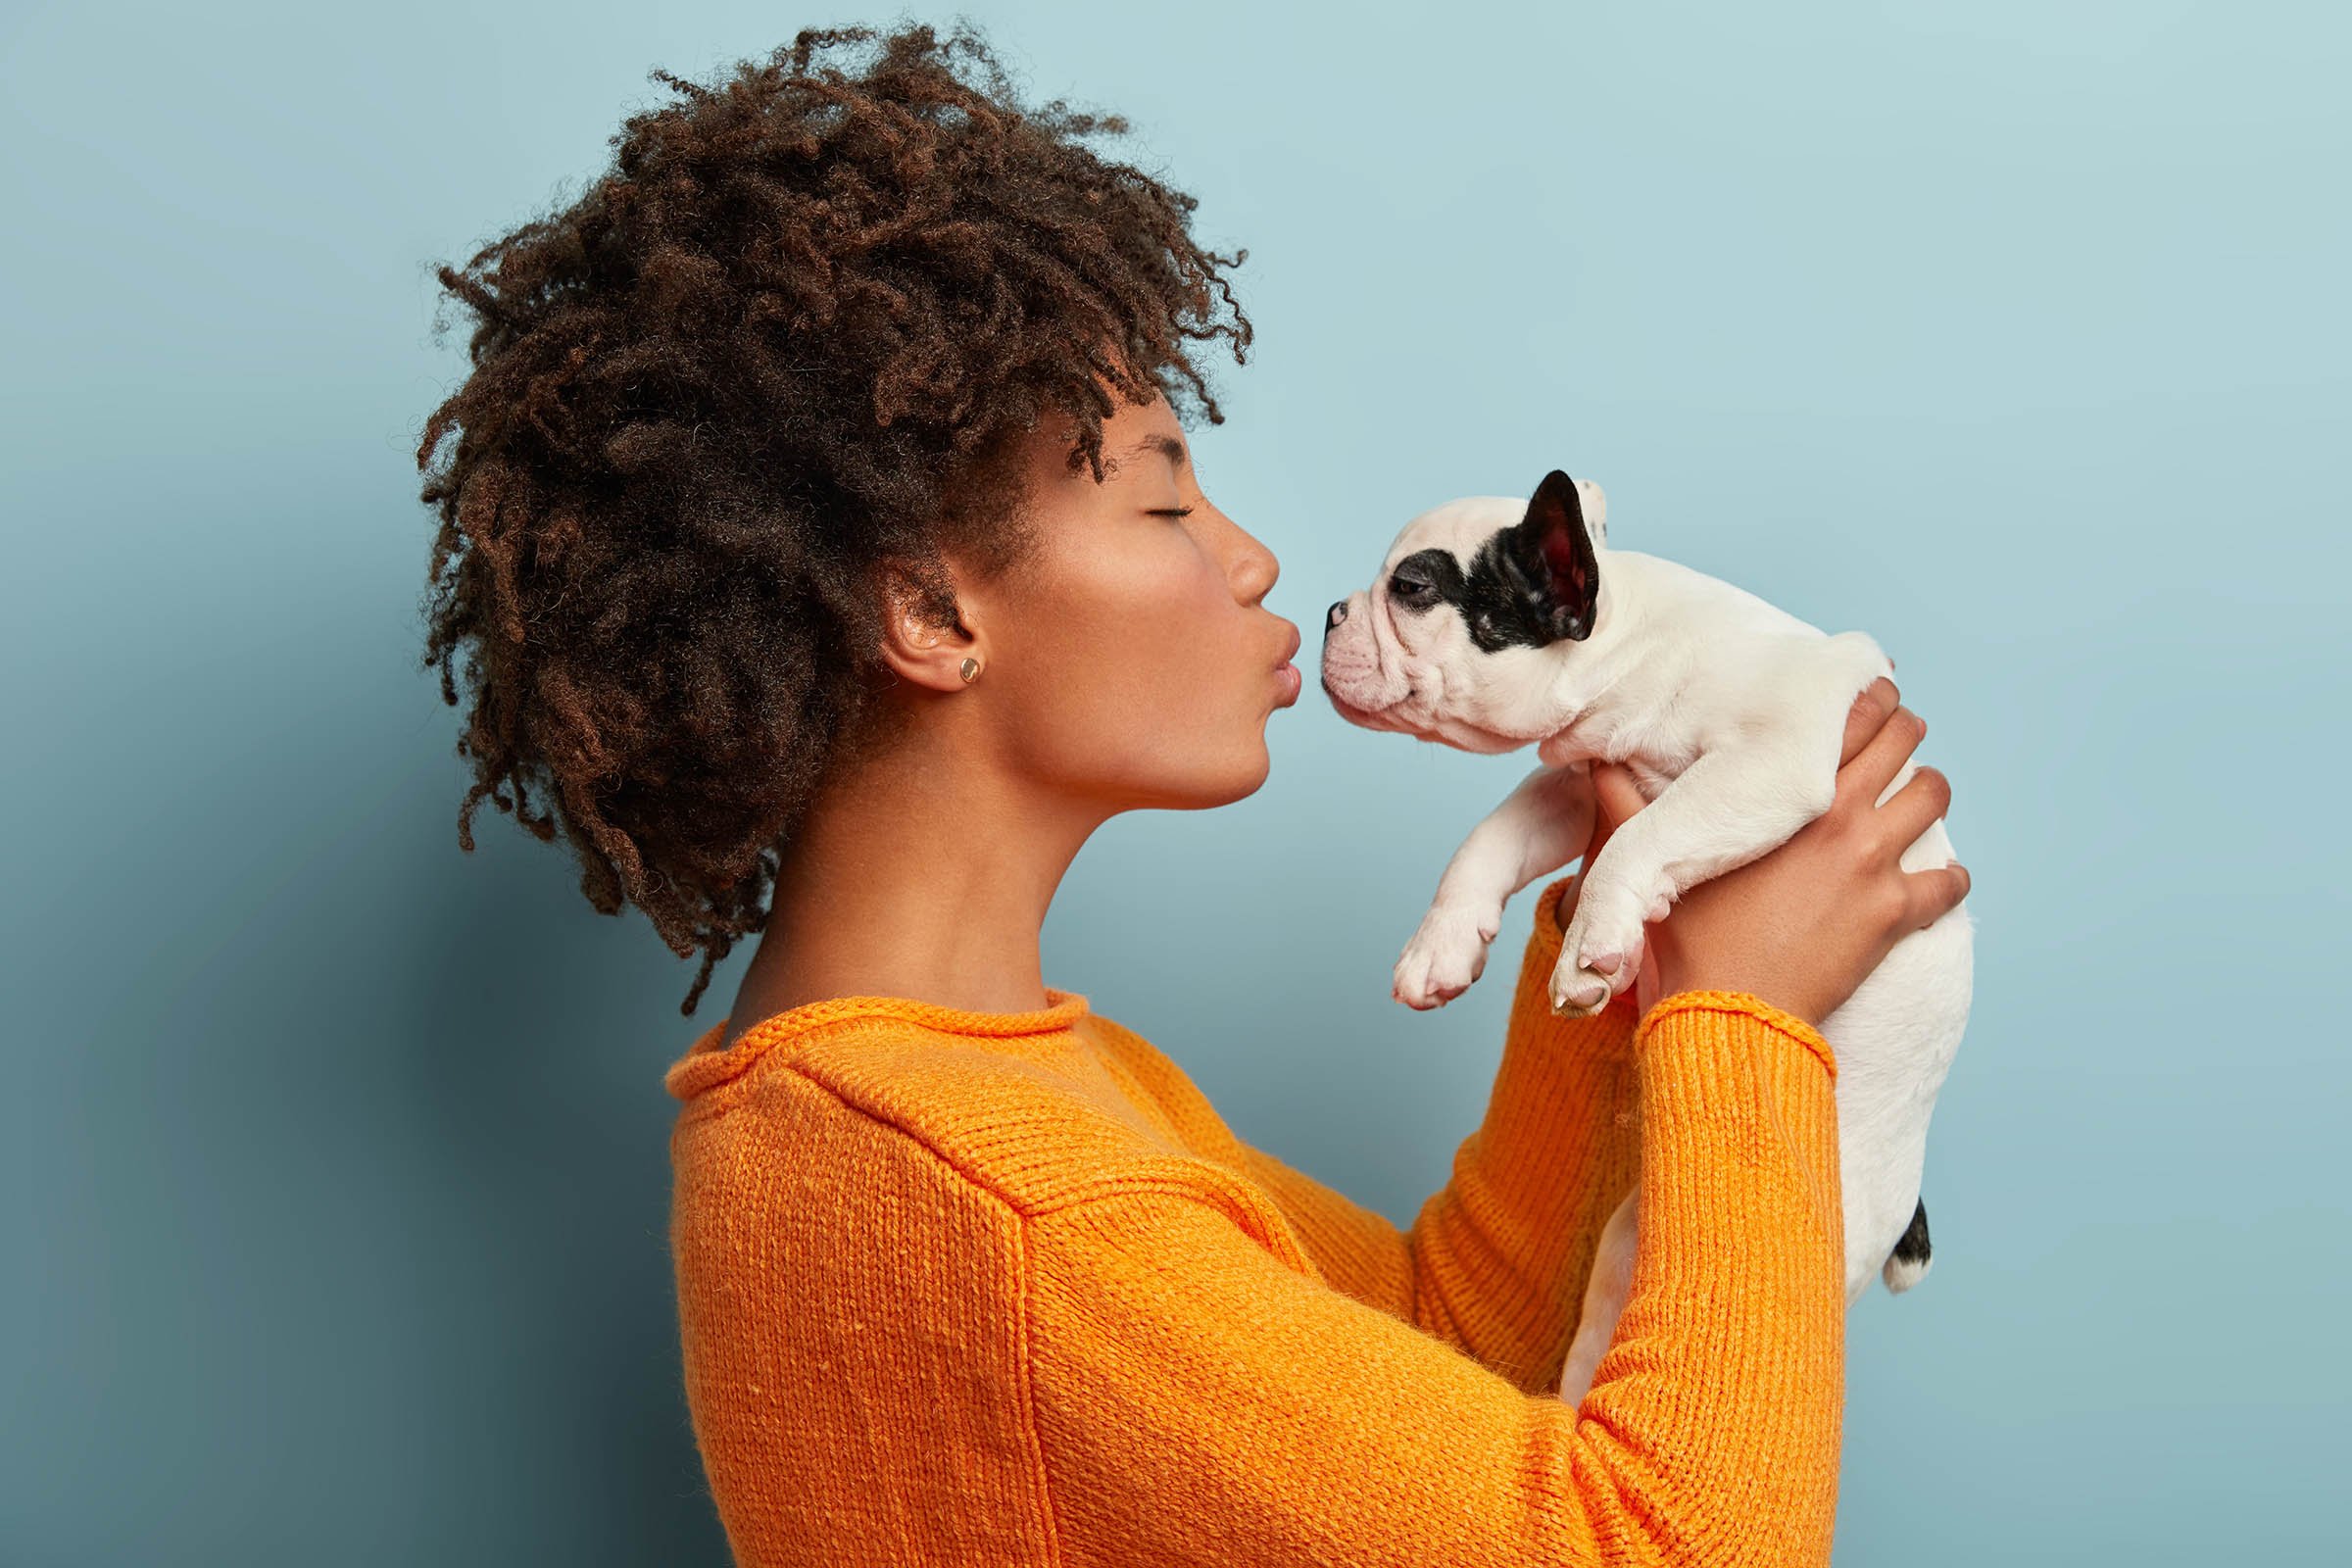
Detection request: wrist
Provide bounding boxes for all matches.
[1672,968,1830,1031]
[1684,982,1825,1029]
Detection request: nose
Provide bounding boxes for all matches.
[1326,599,1349,630]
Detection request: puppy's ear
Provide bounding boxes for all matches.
[1501,469,1600,642]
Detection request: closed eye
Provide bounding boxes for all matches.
[1148,508,1195,519]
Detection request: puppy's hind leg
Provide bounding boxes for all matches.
[1558,1189,1639,1405]
[1394,764,1595,1010]
[1883,1197,1933,1293]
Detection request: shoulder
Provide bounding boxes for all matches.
[670,1005,1252,1222]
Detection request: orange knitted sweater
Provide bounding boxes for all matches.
[664,874,1847,1566]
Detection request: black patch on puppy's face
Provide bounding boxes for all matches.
[1385,470,1601,653]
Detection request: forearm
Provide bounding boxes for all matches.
[1244,874,1644,1391]
[1031,989,1850,1566]
[1573,988,1849,1560]
[1397,876,1643,1389]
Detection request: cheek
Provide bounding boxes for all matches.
[1389,614,1477,710]
[997,532,1255,779]
[1038,541,1228,686]
[1385,610,1417,662]
[1125,567,1243,700]
[1385,608,1442,674]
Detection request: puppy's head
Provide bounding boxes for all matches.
[1319,469,1606,752]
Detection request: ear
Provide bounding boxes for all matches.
[875,558,984,693]
[1574,478,1607,547]
[1501,469,1601,643]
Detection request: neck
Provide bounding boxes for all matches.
[717,729,1105,1047]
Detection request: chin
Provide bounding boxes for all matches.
[1327,689,1526,757]
[1436,723,1532,756]
[1320,685,1401,734]
[1138,748,1272,811]
[1215,748,1275,803]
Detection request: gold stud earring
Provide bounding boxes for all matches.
[958,657,981,684]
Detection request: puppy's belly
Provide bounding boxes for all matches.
[1559,721,1972,1302]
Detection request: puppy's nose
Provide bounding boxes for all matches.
[1326,599,1349,630]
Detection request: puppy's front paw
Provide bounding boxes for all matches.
[1548,952,1616,1017]
[1552,906,1646,1017]
[1394,906,1497,1010]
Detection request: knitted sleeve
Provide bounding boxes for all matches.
[1024,993,1847,1567]
[1232,874,1647,1391]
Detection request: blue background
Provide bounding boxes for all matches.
[5,2,2344,1561]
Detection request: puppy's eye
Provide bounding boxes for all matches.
[1387,571,1436,609]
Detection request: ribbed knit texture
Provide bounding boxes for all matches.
[664,876,1846,1566]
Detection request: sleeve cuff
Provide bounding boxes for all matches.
[1636,989,1839,1080]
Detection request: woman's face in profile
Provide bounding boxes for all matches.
[962,390,1301,815]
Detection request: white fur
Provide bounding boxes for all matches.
[1321,481,1973,1406]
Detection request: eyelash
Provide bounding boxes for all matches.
[1149,507,1195,519]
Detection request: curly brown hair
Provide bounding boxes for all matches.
[414,21,1252,1014]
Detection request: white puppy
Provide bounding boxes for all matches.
[1320,469,1973,1406]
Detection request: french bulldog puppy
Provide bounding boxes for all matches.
[1320,469,1973,1405]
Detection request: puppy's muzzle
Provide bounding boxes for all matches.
[1319,590,1408,716]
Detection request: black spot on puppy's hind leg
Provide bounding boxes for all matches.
[1882,1196,1934,1293]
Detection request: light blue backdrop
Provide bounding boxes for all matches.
[5,2,2344,1561]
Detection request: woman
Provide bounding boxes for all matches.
[416,24,1968,1566]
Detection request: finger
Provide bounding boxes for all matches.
[1900,861,1971,929]
[1590,763,1647,852]
[1840,703,1926,808]
[1871,763,1952,853]
[1838,677,1900,767]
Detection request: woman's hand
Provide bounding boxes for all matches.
[1553,677,1970,1029]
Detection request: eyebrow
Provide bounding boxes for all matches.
[1109,433,1189,472]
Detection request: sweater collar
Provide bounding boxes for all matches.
[665,989,1092,1102]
